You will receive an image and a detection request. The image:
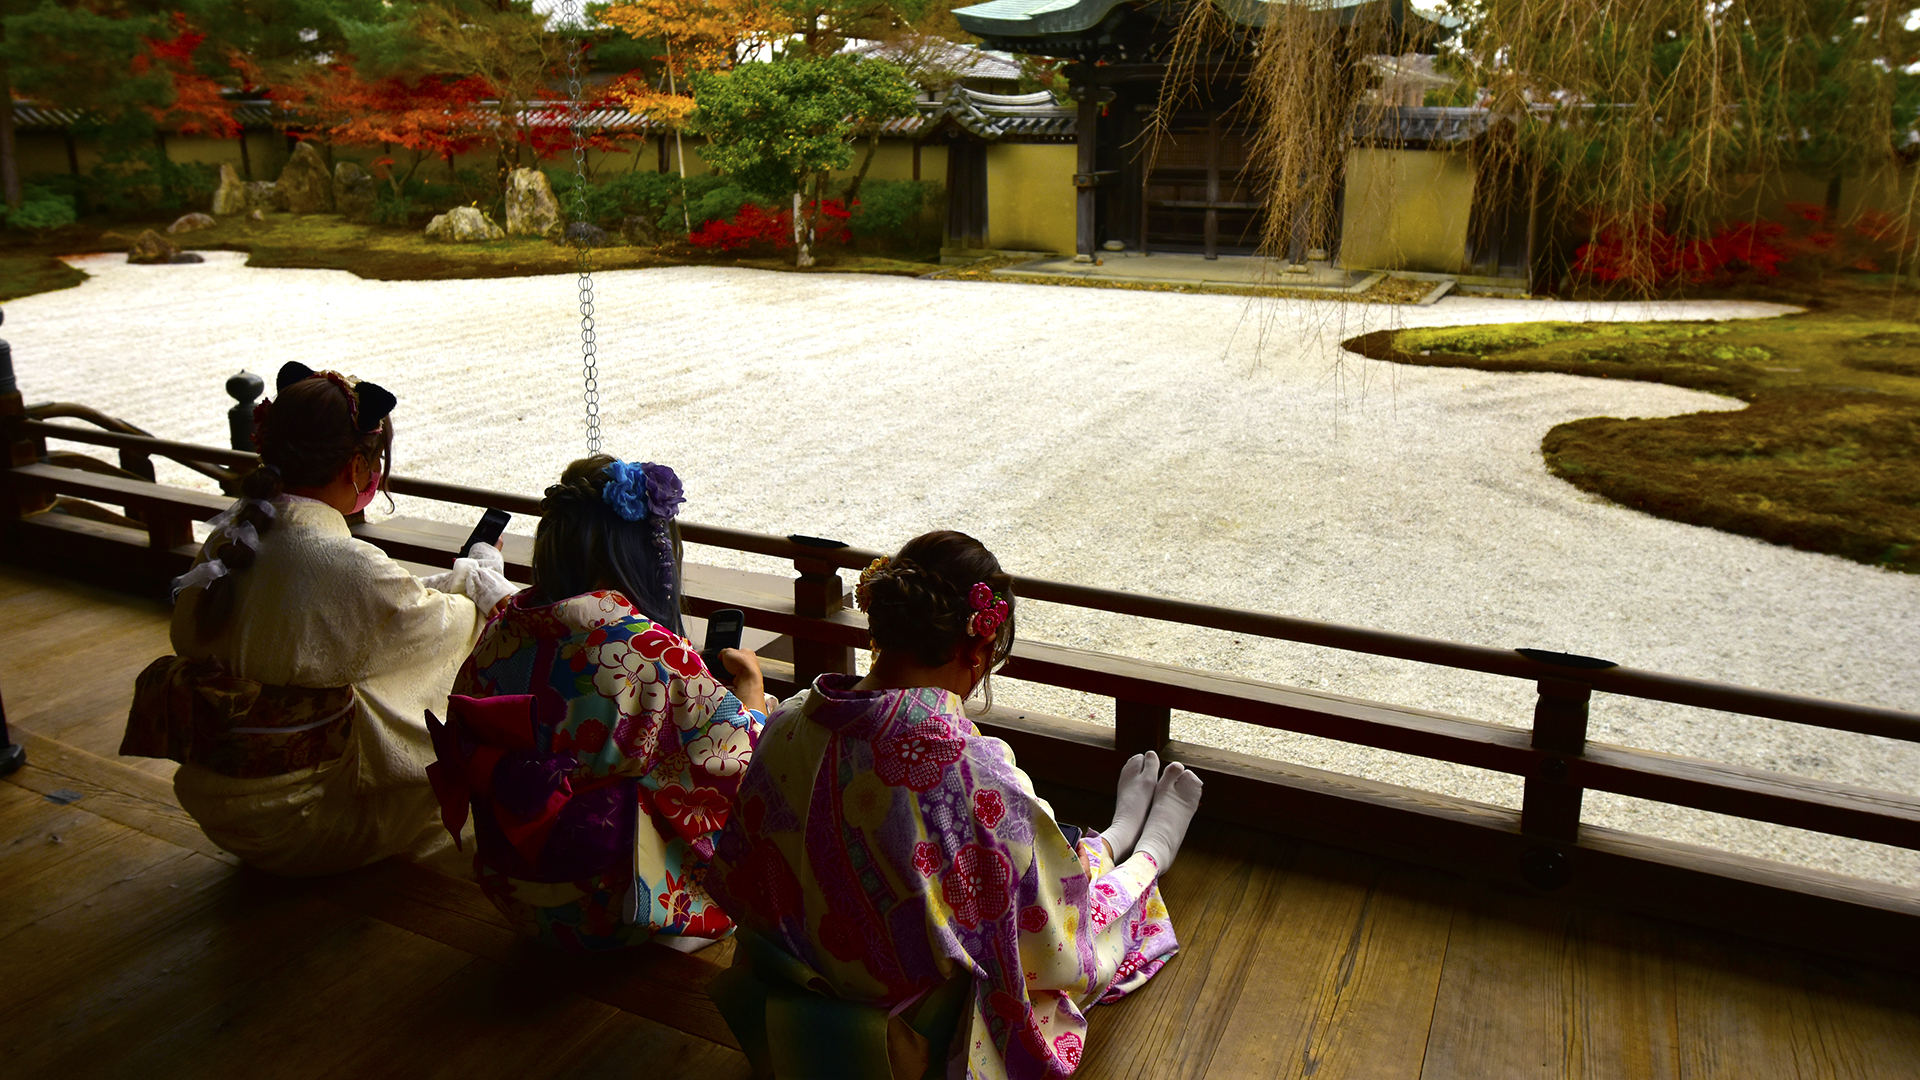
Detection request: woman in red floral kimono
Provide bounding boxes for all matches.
[428,455,769,952]
[710,530,1205,1078]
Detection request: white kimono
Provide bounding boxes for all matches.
[169,497,511,876]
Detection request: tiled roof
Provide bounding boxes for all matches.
[956,0,1457,38]
[915,87,1076,141]
[1353,106,1492,146]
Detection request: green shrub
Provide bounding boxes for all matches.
[1,186,77,234]
[40,152,218,218]
[846,179,926,238]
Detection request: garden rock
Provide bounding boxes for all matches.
[125,229,204,264]
[167,213,216,234]
[503,168,560,237]
[425,207,505,243]
[211,165,248,216]
[276,142,334,214]
[244,181,287,213]
[333,162,378,224]
[562,222,613,248]
[621,215,663,247]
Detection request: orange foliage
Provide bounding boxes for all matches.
[599,0,783,127]
[136,15,239,138]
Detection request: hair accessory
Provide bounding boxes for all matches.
[855,557,890,612]
[966,581,1010,638]
[268,361,395,435]
[171,558,230,602]
[600,460,685,522]
[206,498,276,533]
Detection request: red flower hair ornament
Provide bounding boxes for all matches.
[967,582,1009,638]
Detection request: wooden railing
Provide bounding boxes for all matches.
[7,409,1920,975]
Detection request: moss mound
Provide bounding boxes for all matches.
[1348,287,1920,573]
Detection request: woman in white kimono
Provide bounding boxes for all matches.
[124,361,513,876]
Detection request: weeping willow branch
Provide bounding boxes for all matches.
[1154,0,1920,291]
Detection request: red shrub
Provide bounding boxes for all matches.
[687,199,855,252]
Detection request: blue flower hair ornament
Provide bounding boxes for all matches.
[601,460,685,522]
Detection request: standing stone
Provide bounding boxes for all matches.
[167,213,216,234]
[333,161,378,224]
[244,181,287,213]
[503,167,561,237]
[276,142,334,214]
[424,207,505,242]
[211,164,248,216]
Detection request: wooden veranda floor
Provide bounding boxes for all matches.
[3,561,1919,1079]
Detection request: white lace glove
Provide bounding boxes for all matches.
[419,542,517,615]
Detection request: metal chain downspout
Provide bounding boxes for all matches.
[561,0,600,454]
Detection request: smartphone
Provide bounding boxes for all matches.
[702,608,745,684]
[460,508,510,559]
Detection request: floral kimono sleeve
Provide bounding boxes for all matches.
[957,734,1181,1076]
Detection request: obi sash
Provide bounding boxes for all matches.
[425,694,634,885]
[123,655,355,780]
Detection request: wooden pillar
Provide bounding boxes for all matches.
[1204,112,1220,261]
[1074,92,1098,258]
[238,129,253,181]
[0,318,46,526]
[791,555,853,688]
[1520,677,1592,844]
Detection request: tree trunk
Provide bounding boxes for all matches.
[793,190,813,267]
[842,131,879,206]
[666,44,692,236]
[0,50,18,212]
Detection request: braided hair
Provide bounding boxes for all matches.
[860,531,1016,693]
[532,454,685,636]
[189,375,394,643]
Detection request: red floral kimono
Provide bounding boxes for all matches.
[434,589,763,951]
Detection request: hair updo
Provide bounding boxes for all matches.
[188,374,395,642]
[861,530,1015,675]
[533,454,685,635]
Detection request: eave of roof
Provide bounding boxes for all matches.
[954,0,1457,41]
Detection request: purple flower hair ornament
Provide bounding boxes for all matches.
[601,460,686,522]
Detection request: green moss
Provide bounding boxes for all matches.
[1371,281,1920,573]
[0,252,89,302]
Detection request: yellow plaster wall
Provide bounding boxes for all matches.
[984,143,1075,254]
[1339,148,1476,273]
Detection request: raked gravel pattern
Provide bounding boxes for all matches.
[14,251,1919,886]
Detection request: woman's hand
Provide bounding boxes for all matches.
[718,648,765,714]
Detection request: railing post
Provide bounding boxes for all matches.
[0,682,23,776]
[791,536,853,689]
[1115,699,1171,758]
[227,370,263,453]
[0,310,49,527]
[1521,676,1592,849]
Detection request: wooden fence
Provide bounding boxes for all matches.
[6,395,1920,976]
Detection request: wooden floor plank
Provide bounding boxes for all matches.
[0,809,191,941]
[124,916,478,1080]
[546,1008,755,1080]
[1207,851,1457,1080]
[5,731,233,860]
[1795,960,1920,1080]
[312,856,741,1049]
[1420,886,1571,1080]
[1560,909,1681,1080]
[1078,831,1298,1080]
[0,871,358,1073]
[1672,933,1838,1080]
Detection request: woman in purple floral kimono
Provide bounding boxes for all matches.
[428,455,769,953]
[710,531,1203,1078]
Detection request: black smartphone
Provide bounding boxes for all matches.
[701,608,745,684]
[460,508,510,559]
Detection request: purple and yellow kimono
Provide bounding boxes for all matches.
[432,589,763,952]
[710,674,1178,1079]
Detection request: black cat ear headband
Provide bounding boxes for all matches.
[275,361,396,433]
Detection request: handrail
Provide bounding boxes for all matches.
[22,417,1920,743]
